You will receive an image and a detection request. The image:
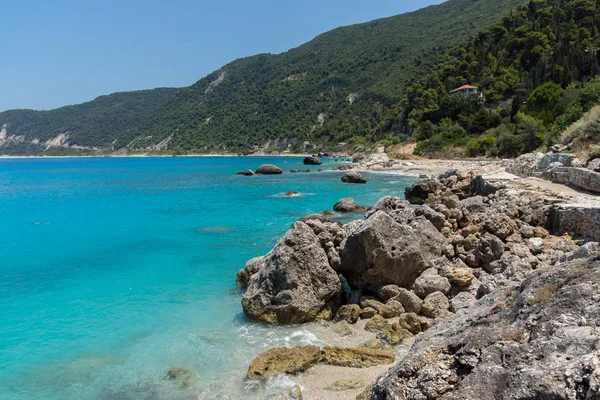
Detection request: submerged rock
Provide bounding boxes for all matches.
[342,171,367,184]
[255,164,283,175]
[166,367,196,389]
[241,221,343,324]
[321,346,395,368]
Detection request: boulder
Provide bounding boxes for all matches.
[379,300,405,319]
[389,288,423,314]
[397,312,422,334]
[360,298,386,314]
[333,198,366,213]
[255,164,283,175]
[405,179,443,205]
[247,345,322,380]
[506,152,545,177]
[334,304,361,324]
[413,205,447,231]
[236,169,254,176]
[342,171,367,184]
[377,284,402,302]
[469,175,503,196]
[339,211,443,288]
[474,233,505,268]
[364,314,391,333]
[420,291,451,319]
[484,214,517,240]
[303,156,322,165]
[360,307,377,319]
[241,221,344,324]
[412,269,451,298]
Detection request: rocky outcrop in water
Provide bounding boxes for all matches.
[255,164,283,175]
[303,156,322,165]
[333,197,366,212]
[236,169,254,176]
[342,171,367,184]
[241,221,344,324]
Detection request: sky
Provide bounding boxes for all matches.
[0,0,444,112]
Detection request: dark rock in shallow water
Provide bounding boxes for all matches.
[342,171,367,184]
[303,156,322,165]
[166,367,196,389]
[241,221,343,324]
[236,169,254,176]
[333,198,366,213]
[255,164,283,175]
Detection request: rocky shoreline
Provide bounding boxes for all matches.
[235,153,600,399]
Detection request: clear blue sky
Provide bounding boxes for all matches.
[0,0,444,112]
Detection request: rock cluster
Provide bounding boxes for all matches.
[238,168,600,398]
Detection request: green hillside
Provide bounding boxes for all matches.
[0,0,527,155]
[0,88,179,155]
[387,0,600,158]
[130,0,526,153]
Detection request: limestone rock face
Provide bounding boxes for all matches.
[255,164,283,175]
[241,221,343,324]
[303,156,322,165]
[339,211,443,288]
[333,198,366,213]
[342,171,367,184]
[371,258,600,400]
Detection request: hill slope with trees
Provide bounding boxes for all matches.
[0,0,526,155]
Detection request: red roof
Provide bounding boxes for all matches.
[450,85,479,93]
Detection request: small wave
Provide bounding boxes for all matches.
[269,192,315,198]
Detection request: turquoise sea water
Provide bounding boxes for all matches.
[0,156,415,399]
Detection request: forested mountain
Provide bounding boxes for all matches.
[387,0,600,158]
[0,0,526,155]
[0,88,179,155]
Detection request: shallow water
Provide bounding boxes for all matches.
[0,156,416,399]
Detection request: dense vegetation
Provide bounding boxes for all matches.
[0,88,179,153]
[0,0,525,155]
[386,0,600,157]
